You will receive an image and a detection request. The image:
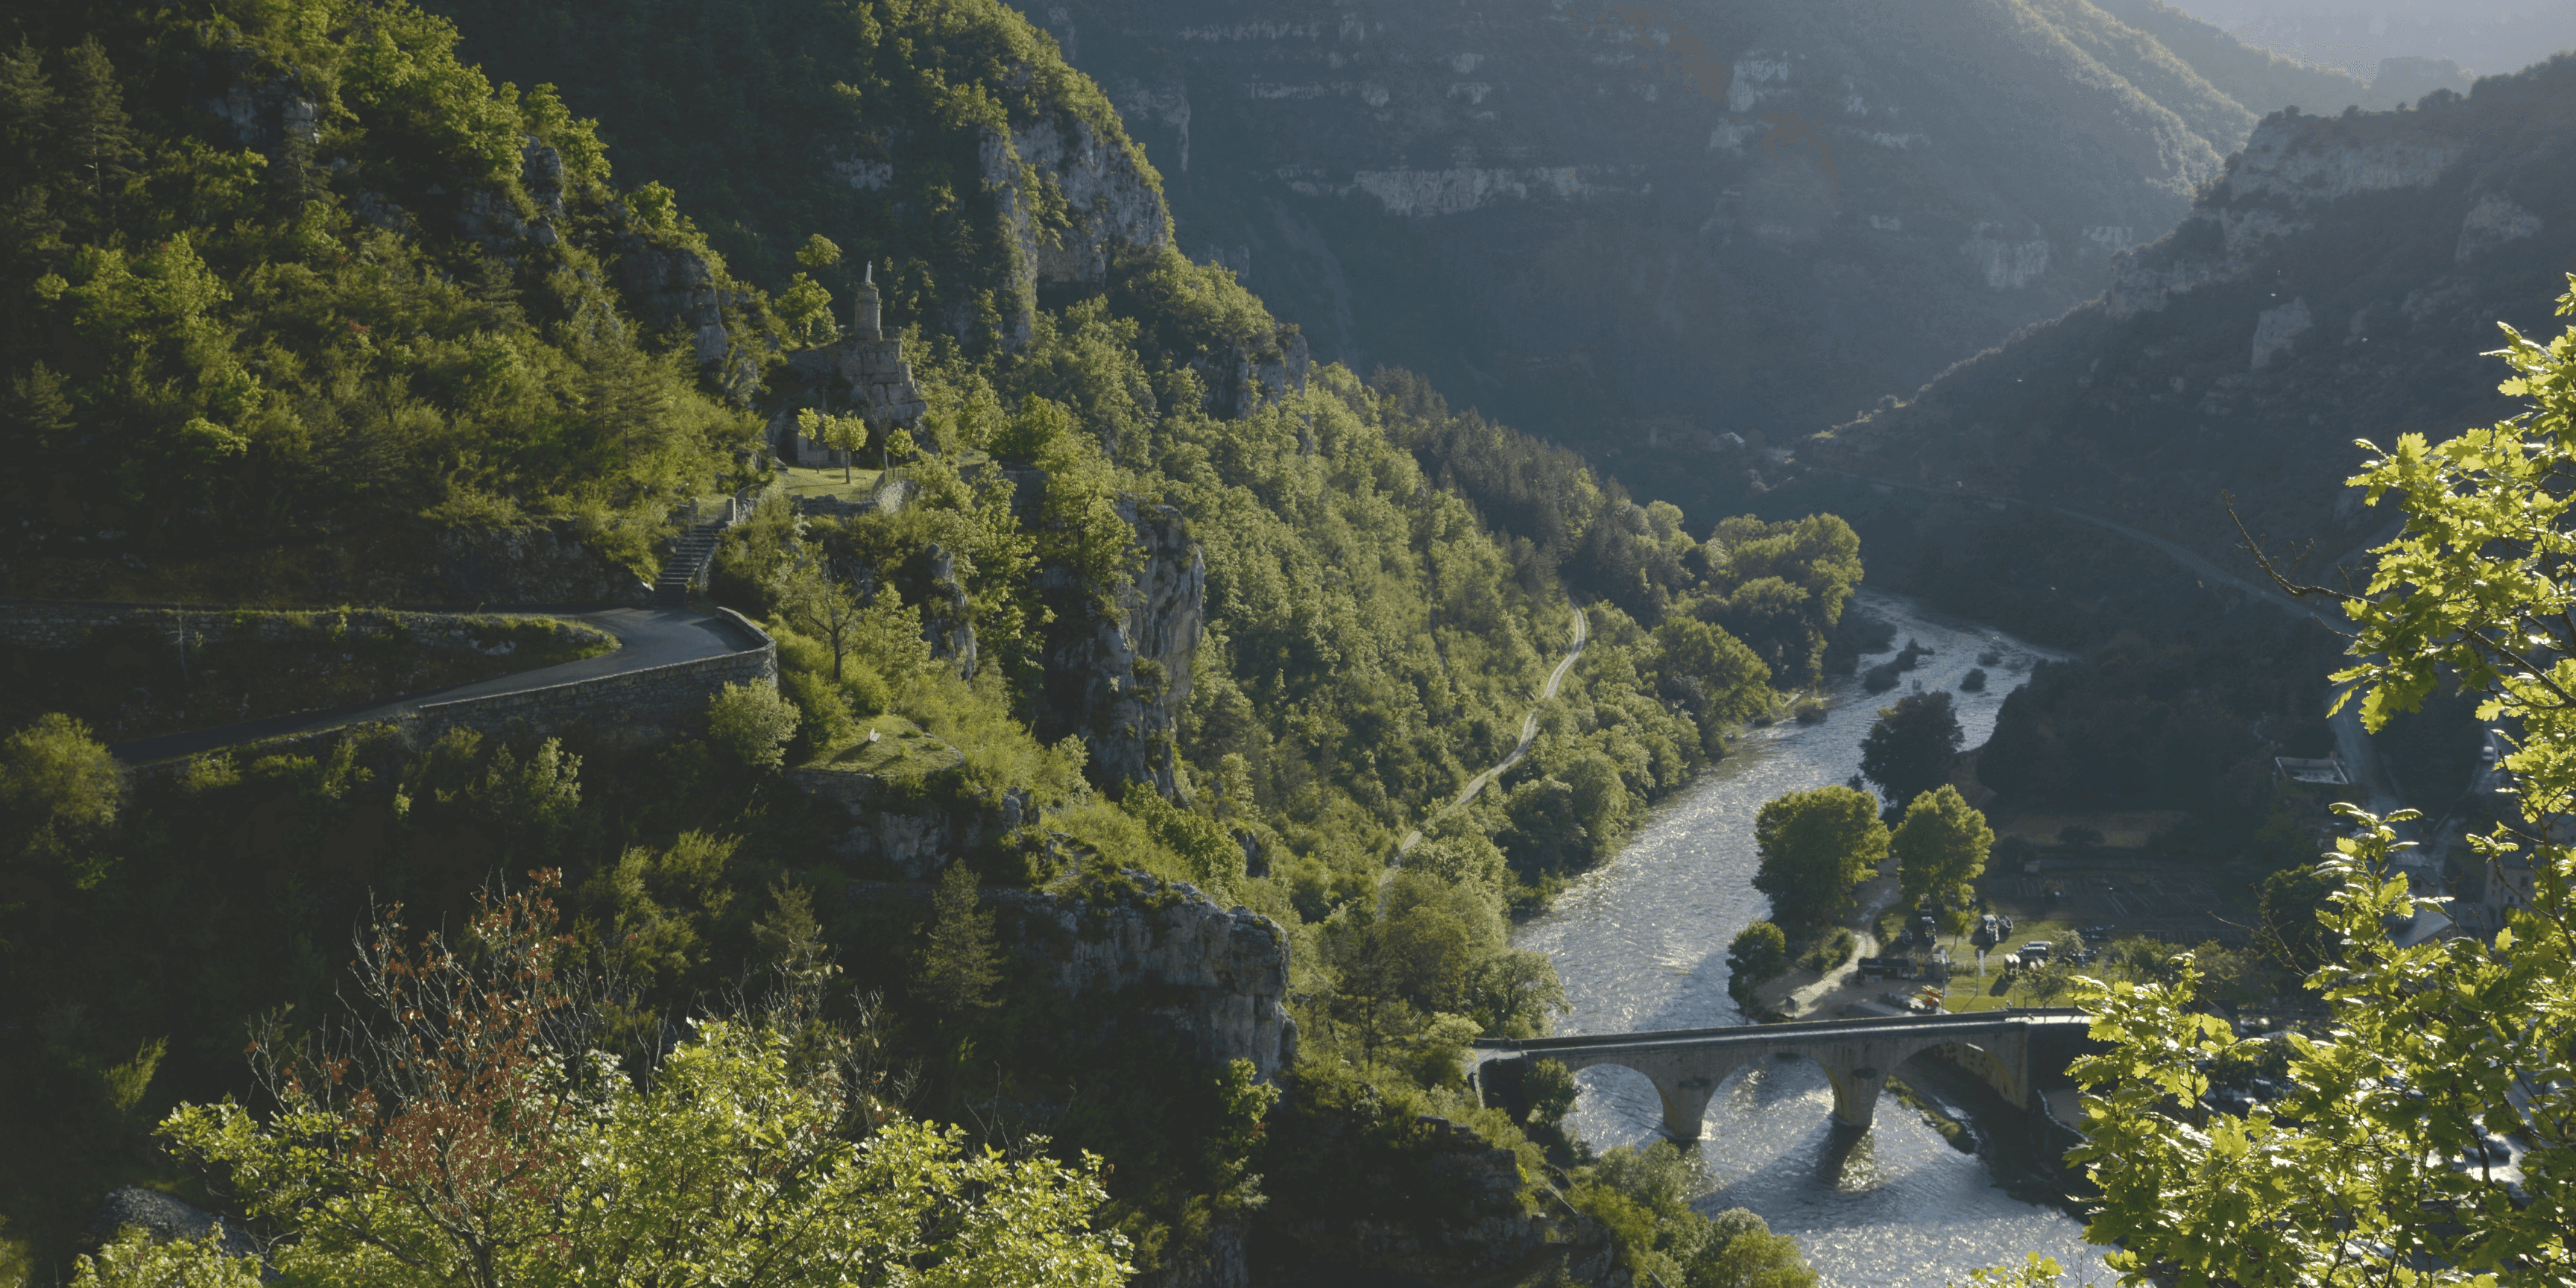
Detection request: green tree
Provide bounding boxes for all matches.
[156,879,1127,1288]
[917,862,1001,1019]
[73,1225,262,1288]
[1726,921,1790,1002]
[797,407,871,483]
[2062,282,2576,1284]
[773,555,864,682]
[707,680,801,770]
[0,712,119,867]
[2255,862,2337,970]
[1858,692,1963,810]
[1696,1208,1821,1288]
[1569,1141,1818,1287]
[1890,786,1992,918]
[797,233,842,273]
[1752,785,1887,925]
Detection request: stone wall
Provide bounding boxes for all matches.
[0,603,610,654]
[117,610,774,773]
[414,609,774,750]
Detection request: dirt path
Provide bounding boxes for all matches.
[1398,607,1589,854]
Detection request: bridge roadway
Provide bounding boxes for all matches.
[1474,1008,2092,1140]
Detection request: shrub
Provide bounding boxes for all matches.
[707,681,801,771]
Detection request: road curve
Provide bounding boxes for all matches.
[1397,607,1589,855]
[108,607,760,764]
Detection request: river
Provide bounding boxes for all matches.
[1510,589,2111,1287]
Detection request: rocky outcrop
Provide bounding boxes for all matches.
[978,115,1172,346]
[423,519,653,607]
[1038,498,1205,797]
[89,1187,259,1262]
[1190,329,1313,420]
[790,768,1021,879]
[994,872,1297,1081]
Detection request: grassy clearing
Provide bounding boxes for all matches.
[774,464,886,500]
[815,713,965,777]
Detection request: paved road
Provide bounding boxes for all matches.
[109,607,758,764]
[1397,607,1590,854]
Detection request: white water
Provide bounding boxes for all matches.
[1512,589,2112,1287]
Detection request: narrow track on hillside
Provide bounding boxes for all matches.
[1396,607,1589,856]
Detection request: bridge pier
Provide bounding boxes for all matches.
[1650,1073,1721,1141]
[1821,1062,1887,1130]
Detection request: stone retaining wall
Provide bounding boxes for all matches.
[0,603,610,654]
[414,609,774,749]
[119,609,774,774]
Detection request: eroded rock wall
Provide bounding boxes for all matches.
[1038,497,1205,797]
[994,873,1297,1082]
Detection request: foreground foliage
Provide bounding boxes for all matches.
[145,878,1129,1288]
[2065,282,2576,1284]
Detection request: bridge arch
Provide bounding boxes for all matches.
[1475,1010,2084,1140]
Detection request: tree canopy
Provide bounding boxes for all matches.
[1890,785,1992,918]
[2063,280,2576,1284]
[1751,786,1887,926]
[1858,692,1963,812]
[148,877,1130,1288]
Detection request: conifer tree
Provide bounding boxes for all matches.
[51,39,135,210]
[917,862,1000,1018]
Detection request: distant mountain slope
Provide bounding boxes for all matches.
[1020,0,2370,509]
[1819,54,2576,575]
[2096,0,2390,115]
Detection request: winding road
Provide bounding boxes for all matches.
[1398,607,1589,854]
[107,607,761,764]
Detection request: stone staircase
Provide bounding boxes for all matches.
[652,493,762,607]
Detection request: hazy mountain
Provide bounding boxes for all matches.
[1023,0,2447,513]
[1818,54,2576,578]
[2174,0,2576,80]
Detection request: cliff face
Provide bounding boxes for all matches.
[1820,54,2576,574]
[1041,499,1207,797]
[1031,0,2408,510]
[997,873,1298,1081]
[983,117,1175,345]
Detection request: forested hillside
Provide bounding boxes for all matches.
[0,1,1857,1283]
[989,0,2473,520]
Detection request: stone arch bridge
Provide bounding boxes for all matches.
[1474,1009,2092,1140]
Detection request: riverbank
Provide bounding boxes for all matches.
[1516,588,2104,1284]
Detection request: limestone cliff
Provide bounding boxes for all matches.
[994,873,1298,1082]
[982,116,1175,346]
[1819,54,2576,577]
[1038,498,1207,798]
[1032,0,2419,517]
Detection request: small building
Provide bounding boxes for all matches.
[2272,755,2349,786]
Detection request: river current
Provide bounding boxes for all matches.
[1511,589,2111,1287]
